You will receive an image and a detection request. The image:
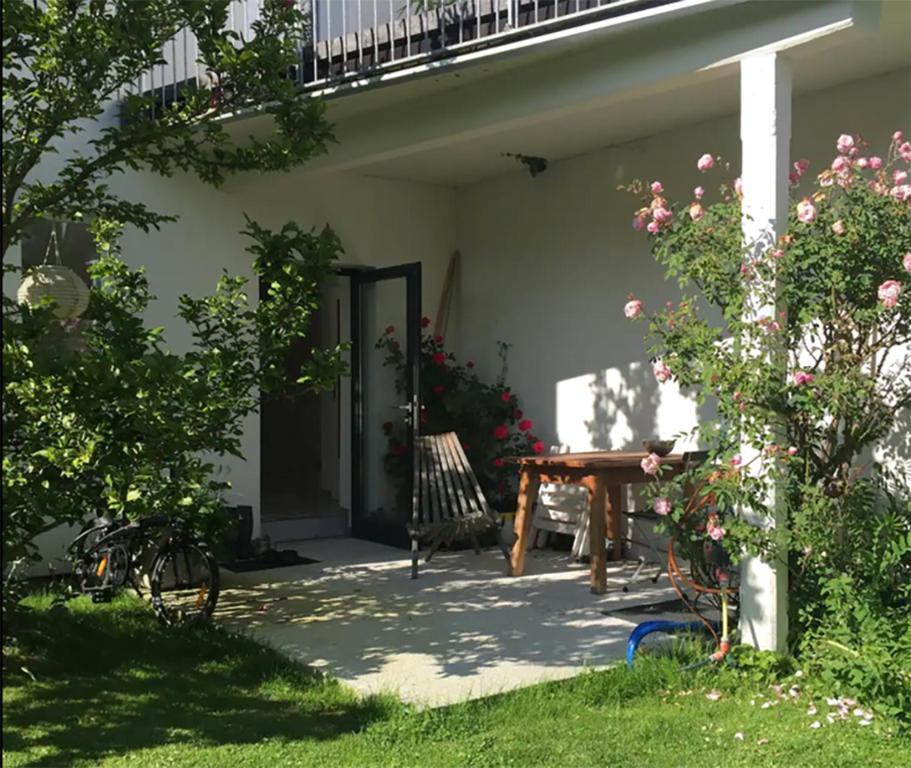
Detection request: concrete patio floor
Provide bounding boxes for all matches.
[217,538,687,707]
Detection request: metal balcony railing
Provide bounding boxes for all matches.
[123,0,669,111]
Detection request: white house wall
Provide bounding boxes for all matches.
[453,68,910,468]
[24,152,457,568]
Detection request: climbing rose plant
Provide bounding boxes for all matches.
[624,131,911,716]
[377,322,543,514]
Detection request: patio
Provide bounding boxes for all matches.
[217,537,687,706]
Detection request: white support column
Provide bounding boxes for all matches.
[738,52,791,653]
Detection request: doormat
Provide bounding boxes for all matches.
[222,549,320,573]
[604,598,688,616]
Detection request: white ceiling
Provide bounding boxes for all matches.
[345,2,911,187]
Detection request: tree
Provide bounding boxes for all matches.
[2,0,331,257]
[2,1,347,573]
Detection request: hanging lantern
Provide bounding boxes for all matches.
[17,226,90,321]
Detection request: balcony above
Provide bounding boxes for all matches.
[123,0,682,113]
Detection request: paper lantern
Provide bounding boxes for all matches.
[18,264,90,320]
[17,226,91,321]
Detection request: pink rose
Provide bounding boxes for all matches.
[855,157,869,169]
[708,524,725,542]
[694,186,705,199]
[632,215,647,230]
[900,142,911,162]
[730,454,742,468]
[796,198,816,223]
[653,360,672,383]
[893,170,908,184]
[640,453,662,476]
[903,252,911,273]
[891,185,911,201]
[831,156,850,173]
[733,177,743,196]
[792,370,815,386]
[697,153,714,172]
[689,202,705,221]
[894,130,905,143]
[787,446,798,456]
[650,181,664,195]
[652,206,672,223]
[794,158,810,173]
[869,180,888,195]
[646,221,660,235]
[878,279,902,308]
[789,171,801,185]
[831,220,845,235]
[869,156,883,170]
[624,298,643,319]
[654,497,672,516]
[771,248,785,260]
[836,133,855,154]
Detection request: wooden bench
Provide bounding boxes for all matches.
[409,431,507,578]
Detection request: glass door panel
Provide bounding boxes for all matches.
[351,264,421,546]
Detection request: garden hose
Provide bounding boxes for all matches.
[666,476,738,661]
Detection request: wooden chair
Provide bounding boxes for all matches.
[409,432,509,578]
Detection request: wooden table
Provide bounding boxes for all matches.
[507,451,686,594]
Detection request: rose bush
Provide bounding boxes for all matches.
[376,324,542,515]
[624,131,911,718]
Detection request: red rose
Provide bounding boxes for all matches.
[493,457,504,467]
[382,421,393,434]
[434,335,444,344]
[385,325,395,335]
[500,391,511,403]
[493,424,509,440]
[532,441,545,454]
[392,443,407,456]
[518,419,533,432]
[432,352,446,365]
[513,409,523,420]
[432,384,445,394]
[466,360,475,369]
[421,316,431,328]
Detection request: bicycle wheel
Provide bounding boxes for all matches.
[149,540,219,626]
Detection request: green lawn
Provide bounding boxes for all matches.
[3,595,908,768]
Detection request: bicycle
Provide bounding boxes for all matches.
[68,514,220,627]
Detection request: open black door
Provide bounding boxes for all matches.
[350,263,421,553]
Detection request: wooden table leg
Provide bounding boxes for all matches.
[607,484,623,561]
[586,474,607,594]
[509,468,539,577]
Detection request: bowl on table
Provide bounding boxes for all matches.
[642,439,675,457]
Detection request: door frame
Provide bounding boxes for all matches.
[345,263,422,543]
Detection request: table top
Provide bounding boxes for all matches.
[506,451,686,470]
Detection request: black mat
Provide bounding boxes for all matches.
[222,550,319,573]
[604,598,688,616]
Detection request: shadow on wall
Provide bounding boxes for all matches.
[557,361,703,452]
[881,405,911,487]
[584,363,661,450]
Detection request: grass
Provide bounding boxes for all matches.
[3,594,908,768]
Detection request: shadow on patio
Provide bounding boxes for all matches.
[218,538,683,706]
